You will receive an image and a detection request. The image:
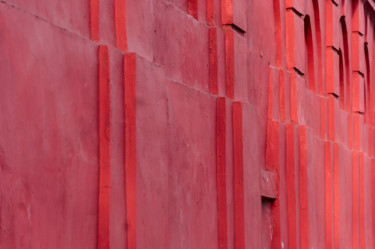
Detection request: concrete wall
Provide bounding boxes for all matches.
[0,0,375,248]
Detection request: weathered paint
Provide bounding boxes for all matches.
[1,0,375,249]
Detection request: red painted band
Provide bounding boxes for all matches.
[325,141,332,249]
[216,97,228,249]
[98,45,110,249]
[266,121,280,171]
[285,9,296,71]
[115,0,128,51]
[328,96,335,141]
[369,128,373,158]
[359,153,365,249]
[221,0,233,25]
[372,159,375,249]
[233,102,244,249]
[90,0,99,41]
[353,152,358,249]
[321,98,326,139]
[286,124,297,248]
[266,120,281,249]
[354,114,359,151]
[348,114,353,150]
[271,199,281,249]
[225,30,234,99]
[279,71,286,123]
[325,2,335,47]
[124,53,137,249]
[188,0,198,19]
[299,126,308,249]
[207,0,214,25]
[333,143,339,249]
[267,68,273,120]
[352,72,360,113]
[290,74,298,123]
[209,28,218,95]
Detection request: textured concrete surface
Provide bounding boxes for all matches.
[1,0,375,249]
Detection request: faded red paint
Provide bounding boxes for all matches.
[2,0,375,249]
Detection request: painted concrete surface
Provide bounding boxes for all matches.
[0,0,375,249]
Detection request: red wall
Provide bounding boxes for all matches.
[1,0,375,248]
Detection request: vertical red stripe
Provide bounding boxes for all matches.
[279,71,286,123]
[285,10,296,71]
[90,0,99,41]
[353,152,358,249]
[286,124,297,248]
[325,141,333,249]
[352,73,360,112]
[321,98,326,139]
[372,159,375,249]
[358,153,365,249]
[217,98,228,249]
[369,128,373,158]
[233,102,244,249]
[267,68,273,120]
[328,96,335,141]
[207,0,214,25]
[221,0,233,25]
[354,115,359,151]
[98,45,110,249]
[273,0,281,67]
[188,0,198,19]
[373,59,375,126]
[266,121,280,171]
[267,121,281,249]
[115,0,128,51]
[333,143,339,249]
[325,48,334,94]
[299,126,308,249]
[325,2,333,47]
[209,28,218,95]
[124,53,137,249]
[271,199,282,249]
[225,29,234,99]
[348,114,353,150]
[290,74,298,123]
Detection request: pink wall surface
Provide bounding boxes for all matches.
[1,0,375,248]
